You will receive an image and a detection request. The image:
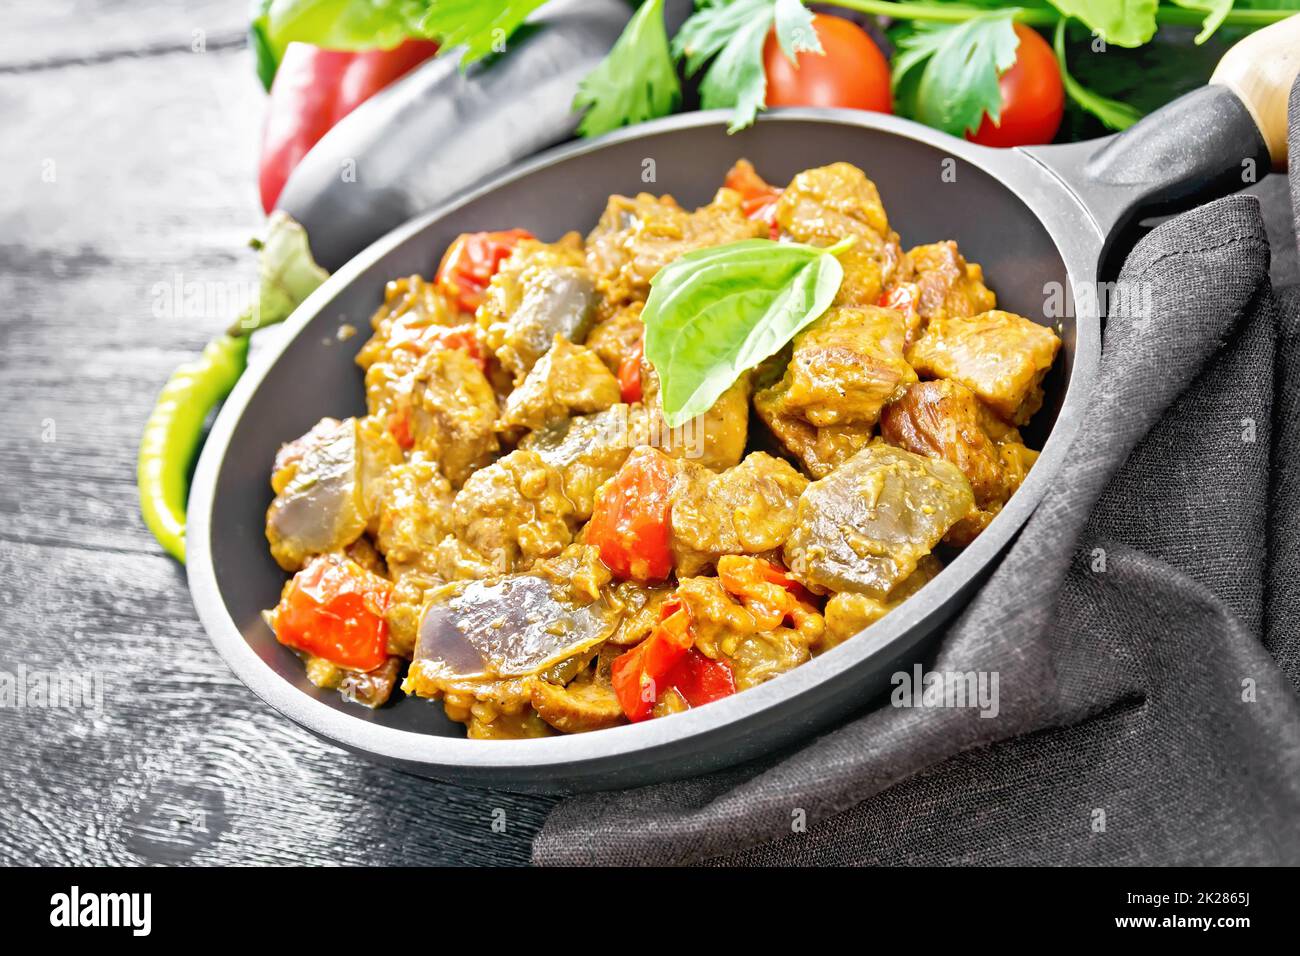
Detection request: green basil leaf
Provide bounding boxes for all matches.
[773,0,822,61]
[574,0,681,137]
[1054,19,1143,129]
[643,237,849,428]
[892,12,1020,137]
[420,0,550,66]
[1044,0,1159,48]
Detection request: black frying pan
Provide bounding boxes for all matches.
[187,18,1298,791]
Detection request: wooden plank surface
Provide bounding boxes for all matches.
[0,8,553,867]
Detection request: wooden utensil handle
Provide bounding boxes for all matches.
[1210,13,1300,168]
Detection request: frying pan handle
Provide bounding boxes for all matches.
[1210,13,1300,169]
[1043,14,1298,263]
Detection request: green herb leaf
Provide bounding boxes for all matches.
[643,237,850,428]
[1044,0,1159,48]
[264,0,429,57]
[1054,19,1142,129]
[249,0,280,89]
[1168,0,1234,43]
[237,212,330,334]
[892,11,1020,137]
[674,0,775,133]
[772,0,822,61]
[420,0,550,66]
[673,0,768,76]
[574,0,681,138]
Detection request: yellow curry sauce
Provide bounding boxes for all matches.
[262,160,1060,738]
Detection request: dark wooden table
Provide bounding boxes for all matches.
[3,3,1295,868]
[0,1,553,866]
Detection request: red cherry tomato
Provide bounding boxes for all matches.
[968,24,1065,148]
[271,555,391,671]
[763,14,892,114]
[586,446,677,583]
[434,229,534,314]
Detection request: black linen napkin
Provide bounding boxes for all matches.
[532,83,1300,866]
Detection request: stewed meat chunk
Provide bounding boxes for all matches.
[880,378,1039,543]
[755,306,914,478]
[585,189,765,307]
[586,301,645,374]
[407,347,499,486]
[449,449,576,575]
[882,241,996,345]
[783,443,975,598]
[499,336,621,432]
[907,309,1060,425]
[756,306,916,430]
[774,162,904,305]
[669,452,808,576]
[639,365,750,472]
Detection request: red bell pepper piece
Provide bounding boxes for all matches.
[586,446,677,582]
[270,554,392,671]
[617,338,644,404]
[259,39,439,213]
[386,408,414,450]
[667,648,736,708]
[878,283,919,321]
[434,229,535,314]
[611,598,693,722]
[724,160,782,239]
[387,318,486,369]
[611,598,735,722]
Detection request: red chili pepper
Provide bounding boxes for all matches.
[617,338,644,404]
[270,554,392,671]
[434,229,535,314]
[259,39,439,213]
[586,446,676,582]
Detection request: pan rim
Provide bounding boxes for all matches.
[187,107,1102,782]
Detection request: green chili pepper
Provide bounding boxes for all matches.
[138,332,251,562]
[137,212,328,562]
